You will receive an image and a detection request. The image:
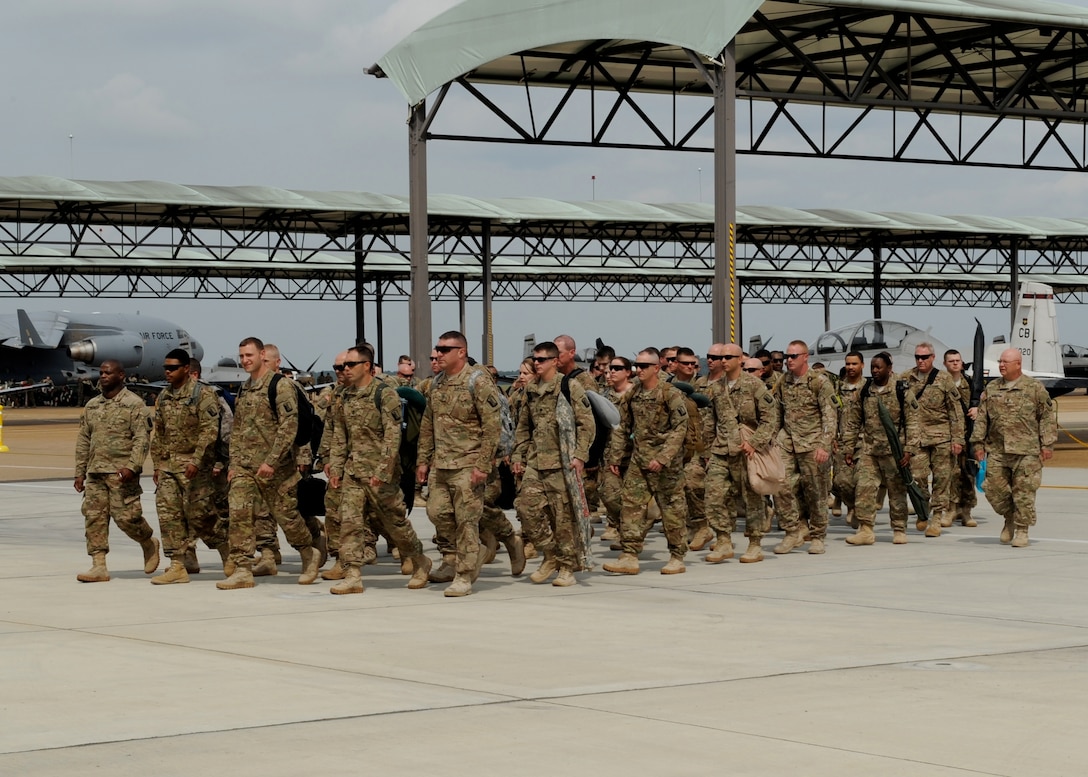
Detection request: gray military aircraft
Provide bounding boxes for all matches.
[0,309,203,394]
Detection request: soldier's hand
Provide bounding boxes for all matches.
[227,469,236,482]
[470,468,487,486]
[153,470,160,486]
[740,442,755,457]
[512,461,524,477]
[73,476,85,493]
[967,407,979,420]
[323,463,332,478]
[571,458,584,476]
[118,467,136,483]
[899,453,911,468]
[256,463,275,479]
[813,448,830,465]
[329,474,341,489]
[369,476,384,488]
[951,443,963,456]
[1042,448,1053,462]
[844,454,854,467]
[416,464,429,484]
[647,459,663,473]
[974,449,986,462]
[609,464,620,476]
[184,463,198,480]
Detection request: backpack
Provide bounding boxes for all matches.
[433,368,515,459]
[559,375,618,466]
[179,380,229,466]
[373,382,426,478]
[268,373,322,455]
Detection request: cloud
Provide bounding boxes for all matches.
[85,74,197,139]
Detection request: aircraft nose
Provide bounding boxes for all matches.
[191,339,205,361]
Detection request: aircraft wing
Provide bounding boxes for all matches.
[0,381,51,397]
[0,310,69,349]
[1038,377,1088,399]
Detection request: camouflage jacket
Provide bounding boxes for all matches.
[704,373,779,456]
[316,384,347,463]
[561,367,598,395]
[694,372,724,449]
[899,368,965,448]
[229,370,298,473]
[150,377,220,473]
[329,380,402,483]
[601,384,633,467]
[513,373,594,470]
[842,380,921,458]
[608,380,688,470]
[416,365,502,473]
[835,379,866,438]
[971,375,1058,456]
[776,369,837,454]
[75,387,150,477]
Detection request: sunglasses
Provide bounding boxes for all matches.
[434,345,460,354]
[760,360,771,366]
[163,364,185,372]
[531,356,555,363]
[784,354,803,360]
[333,364,346,371]
[664,356,676,363]
[914,354,934,360]
[633,362,657,369]
[743,367,762,373]
[676,360,699,367]
[342,360,369,369]
[429,356,440,361]
[608,364,629,372]
[771,358,784,363]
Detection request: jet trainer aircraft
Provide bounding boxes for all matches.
[0,309,203,393]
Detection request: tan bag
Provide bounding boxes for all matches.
[739,425,786,496]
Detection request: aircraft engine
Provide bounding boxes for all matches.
[67,334,144,368]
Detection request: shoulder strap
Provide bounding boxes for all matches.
[268,373,282,423]
[560,374,571,404]
[915,368,939,400]
[187,380,203,406]
[373,381,385,412]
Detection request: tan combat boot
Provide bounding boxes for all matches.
[523,541,538,560]
[739,539,764,563]
[444,573,473,597]
[773,526,805,554]
[77,552,110,583]
[407,555,432,589]
[298,546,320,585]
[529,551,558,584]
[400,555,414,575]
[603,552,640,575]
[660,556,686,575]
[1011,528,1030,548]
[939,511,954,528]
[320,556,345,581]
[552,567,577,587]
[429,554,457,583]
[141,537,160,574]
[960,509,978,528]
[601,526,619,542]
[915,518,928,532]
[330,565,364,595]
[151,558,190,585]
[480,530,499,565]
[1000,518,1014,544]
[846,510,858,529]
[253,548,278,576]
[504,533,526,577]
[217,544,232,576]
[807,537,826,554]
[183,547,200,574]
[845,524,875,546]
[705,534,734,563]
[216,567,255,590]
[892,530,908,544]
[925,519,942,538]
[830,495,842,517]
[688,521,714,551]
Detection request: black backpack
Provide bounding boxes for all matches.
[268,373,323,456]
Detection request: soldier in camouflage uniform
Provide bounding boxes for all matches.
[387,355,417,388]
[943,349,978,527]
[972,348,1057,547]
[416,330,503,597]
[555,334,600,513]
[512,341,595,586]
[773,340,837,555]
[149,349,228,584]
[188,358,233,572]
[217,337,319,590]
[671,347,712,551]
[326,345,432,594]
[316,351,351,580]
[841,352,920,545]
[74,359,160,582]
[603,348,690,576]
[703,345,780,564]
[900,342,965,535]
[599,356,635,542]
[832,352,866,526]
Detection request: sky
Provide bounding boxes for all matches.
[4,0,1088,369]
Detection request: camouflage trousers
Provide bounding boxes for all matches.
[599,465,625,528]
[155,470,226,558]
[583,467,600,512]
[684,457,706,526]
[705,453,768,539]
[832,447,858,512]
[951,451,978,513]
[982,451,1042,529]
[427,467,484,576]
[338,474,422,567]
[324,480,343,556]
[854,452,908,530]
[227,470,312,569]
[910,442,956,516]
[619,464,688,558]
[82,473,154,556]
[482,465,515,541]
[516,466,577,566]
[776,450,830,538]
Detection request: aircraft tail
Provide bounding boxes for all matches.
[522,334,536,360]
[1010,282,1062,375]
[16,309,46,348]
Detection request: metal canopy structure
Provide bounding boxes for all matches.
[370,0,1088,363]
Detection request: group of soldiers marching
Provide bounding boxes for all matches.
[74,329,1058,596]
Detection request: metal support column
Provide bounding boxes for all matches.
[353,231,366,345]
[481,221,494,364]
[375,279,385,368]
[872,242,883,319]
[458,277,467,335]
[712,42,737,344]
[408,101,432,369]
[823,280,831,331]
[1010,237,1020,333]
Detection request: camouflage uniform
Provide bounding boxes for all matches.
[900,368,965,523]
[703,374,779,541]
[512,373,594,568]
[227,371,313,569]
[949,377,978,518]
[971,375,1057,531]
[608,381,689,559]
[75,387,155,555]
[417,366,502,576]
[563,367,601,510]
[150,377,227,558]
[329,381,423,567]
[316,384,348,557]
[598,385,632,529]
[842,381,920,532]
[831,379,865,516]
[775,369,837,541]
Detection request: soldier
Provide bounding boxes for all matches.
[184,357,233,573]
[599,356,635,542]
[831,351,866,525]
[972,348,1057,547]
[555,334,599,512]
[74,359,160,582]
[416,330,502,597]
[217,337,320,590]
[603,348,690,575]
[901,341,965,535]
[317,351,351,580]
[754,349,778,390]
[387,355,417,388]
[841,352,920,545]
[773,340,837,555]
[149,349,229,584]
[670,347,710,550]
[943,349,978,527]
[703,347,780,563]
[326,344,431,593]
[417,349,442,398]
[770,351,786,374]
[512,341,595,586]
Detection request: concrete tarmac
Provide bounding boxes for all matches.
[2,469,1087,776]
